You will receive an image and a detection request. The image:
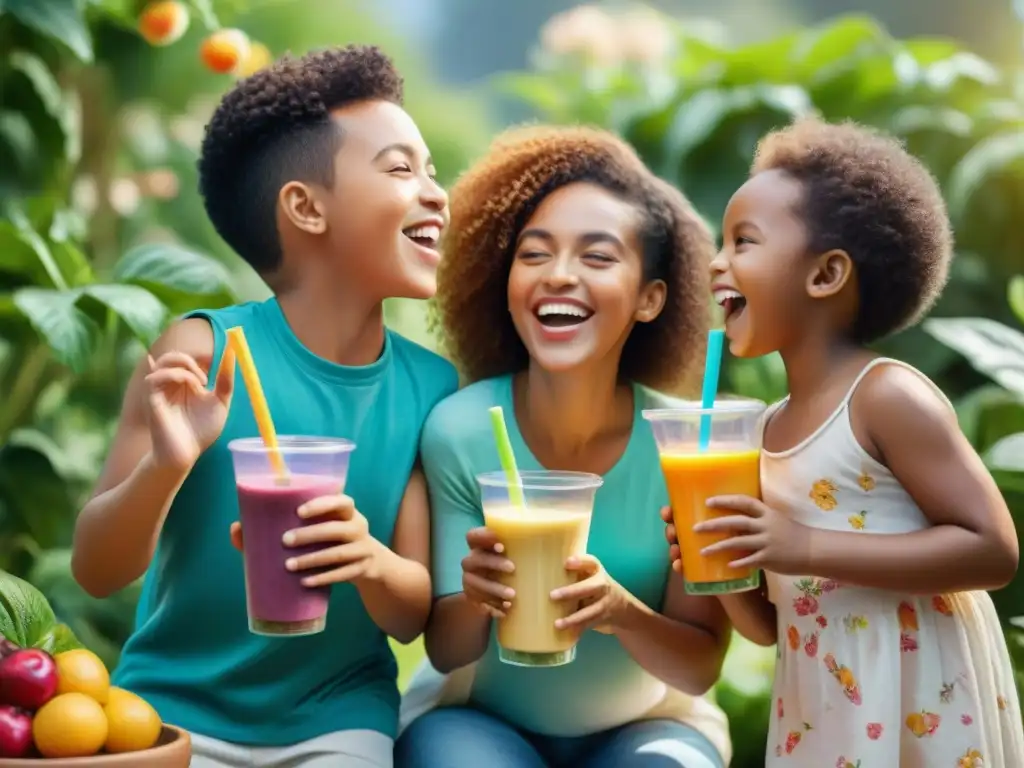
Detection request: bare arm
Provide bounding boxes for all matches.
[805,366,1019,593]
[424,593,492,673]
[71,318,218,598]
[717,586,777,647]
[613,570,732,695]
[355,466,433,644]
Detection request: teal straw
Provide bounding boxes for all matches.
[488,406,526,509]
[698,329,725,451]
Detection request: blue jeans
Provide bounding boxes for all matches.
[394,707,724,768]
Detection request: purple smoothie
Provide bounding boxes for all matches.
[236,473,342,636]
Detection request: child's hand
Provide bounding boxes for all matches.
[660,505,683,574]
[461,527,514,619]
[144,347,235,471]
[695,495,813,575]
[281,495,383,586]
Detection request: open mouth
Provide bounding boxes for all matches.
[402,224,441,251]
[535,301,594,329]
[713,288,747,322]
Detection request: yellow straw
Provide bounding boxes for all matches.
[226,326,289,482]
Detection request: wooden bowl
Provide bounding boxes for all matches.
[0,725,191,767]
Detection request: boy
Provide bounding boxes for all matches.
[71,45,457,768]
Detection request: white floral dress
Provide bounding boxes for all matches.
[761,359,1024,768]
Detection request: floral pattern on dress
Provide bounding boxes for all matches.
[848,510,868,530]
[810,479,839,510]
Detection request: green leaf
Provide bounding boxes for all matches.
[491,72,568,118]
[79,284,168,346]
[2,0,93,62]
[187,0,220,29]
[922,317,1024,398]
[0,570,57,648]
[0,435,76,550]
[7,52,81,166]
[986,433,1024,473]
[113,242,235,312]
[1009,276,1024,325]
[34,622,83,655]
[947,133,1024,224]
[663,85,812,171]
[12,287,98,372]
[792,14,888,77]
[2,203,68,290]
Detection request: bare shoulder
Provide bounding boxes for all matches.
[149,317,216,370]
[852,362,958,450]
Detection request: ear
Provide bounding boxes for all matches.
[635,279,667,323]
[279,181,327,235]
[806,249,853,299]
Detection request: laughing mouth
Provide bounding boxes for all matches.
[402,224,441,251]
[535,301,594,329]
[713,288,747,321]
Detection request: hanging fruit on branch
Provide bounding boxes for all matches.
[200,28,252,75]
[138,1,191,46]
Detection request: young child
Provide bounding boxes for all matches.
[71,46,456,767]
[664,117,1023,766]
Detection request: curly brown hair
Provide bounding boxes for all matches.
[198,45,403,274]
[752,117,953,343]
[434,125,715,394]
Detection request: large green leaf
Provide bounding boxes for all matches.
[1009,277,1024,325]
[12,287,98,372]
[0,569,57,648]
[987,433,1024,473]
[792,14,889,80]
[923,318,1024,398]
[946,132,1024,224]
[78,284,168,347]
[113,242,235,313]
[1,205,68,290]
[663,85,812,173]
[0,432,76,550]
[7,52,81,166]
[2,0,93,62]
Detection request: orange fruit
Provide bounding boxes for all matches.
[238,41,272,77]
[138,1,190,46]
[33,692,108,758]
[104,687,162,753]
[54,648,110,704]
[200,29,251,75]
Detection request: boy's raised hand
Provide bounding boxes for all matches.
[145,346,235,472]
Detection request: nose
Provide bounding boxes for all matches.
[543,255,580,289]
[709,248,728,278]
[420,175,448,213]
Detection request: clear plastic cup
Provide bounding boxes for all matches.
[477,470,603,667]
[643,400,767,595]
[228,436,356,636]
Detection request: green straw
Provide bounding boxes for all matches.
[488,406,526,509]
[698,329,725,451]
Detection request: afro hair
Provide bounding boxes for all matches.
[434,124,715,394]
[752,116,953,343]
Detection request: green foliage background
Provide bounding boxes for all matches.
[0,2,1022,765]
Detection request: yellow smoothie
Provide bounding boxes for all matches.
[482,505,592,665]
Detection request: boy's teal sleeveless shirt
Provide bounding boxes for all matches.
[112,298,458,745]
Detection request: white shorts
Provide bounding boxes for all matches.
[189,729,393,768]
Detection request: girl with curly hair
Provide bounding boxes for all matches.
[395,125,732,768]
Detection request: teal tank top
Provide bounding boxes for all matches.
[113,298,458,745]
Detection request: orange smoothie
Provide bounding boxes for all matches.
[660,449,761,594]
